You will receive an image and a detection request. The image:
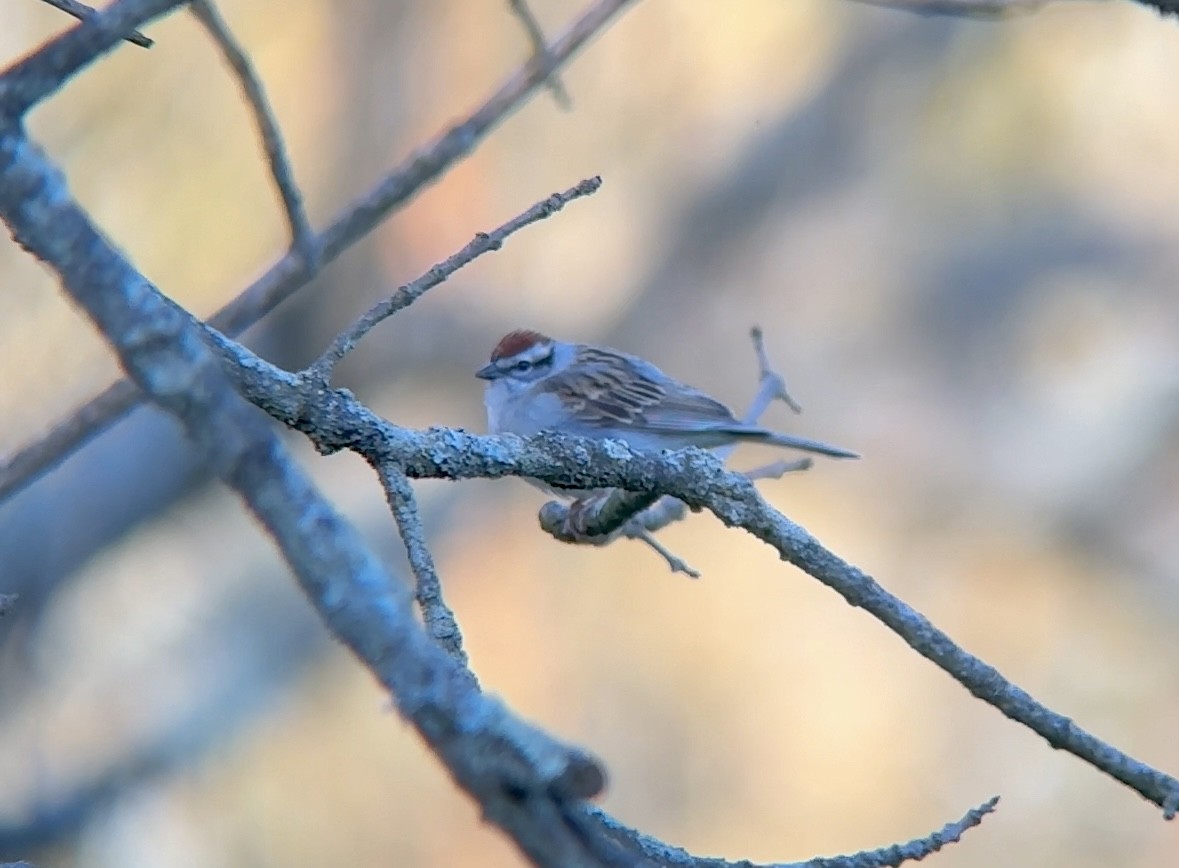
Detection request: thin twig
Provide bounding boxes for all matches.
[374,460,468,667]
[306,176,602,384]
[0,0,640,505]
[189,0,317,266]
[786,796,1001,868]
[749,325,802,414]
[847,0,1050,15]
[745,457,812,481]
[630,528,701,578]
[1,0,181,118]
[621,459,808,575]
[37,0,154,47]
[508,0,571,108]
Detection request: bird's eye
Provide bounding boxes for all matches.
[513,360,532,372]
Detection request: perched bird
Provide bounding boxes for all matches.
[476,329,858,463]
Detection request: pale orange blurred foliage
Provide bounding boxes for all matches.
[1,0,1178,866]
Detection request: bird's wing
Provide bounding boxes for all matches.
[539,347,738,432]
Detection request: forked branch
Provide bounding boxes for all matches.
[508,0,571,107]
[0,0,640,505]
[198,330,1179,820]
[1,120,1000,866]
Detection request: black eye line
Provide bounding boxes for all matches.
[512,350,553,373]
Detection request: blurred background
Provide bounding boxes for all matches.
[2,0,1178,865]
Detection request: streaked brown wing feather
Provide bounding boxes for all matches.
[541,347,737,431]
[541,366,660,425]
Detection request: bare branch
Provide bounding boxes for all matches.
[198,331,1179,817]
[629,528,701,578]
[749,325,802,414]
[783,796,1001,868]
[579,794,1001,867]
[1,0,180,117]
[508,0,572,108]
[0,125,610,866]
[37,0,154,48]
[3,106,1145,860]
[10,117,987,868]
[374,460,469,667]
[846,0,1051,16]
[189,0,317,266]
[0,376,136,501]
[745,457,812,480]
[0,0,639,505]
[306,175,602,384]
[851,0,1179,22]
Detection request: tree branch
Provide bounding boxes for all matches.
[0,81,999,868]
[196,215,1179,819]
[1,0,180,118]
[5,0,1176,859]
[36,0,154,48]
[189,0,317,266]
[536,326,814,559]
[0,117,613,868]
[306,175,602,385]
[374,460,469,668]
[200,330,1179,819]
[508,0,571,108]
[845,0,1050,16]
[849,0,1179,20]
[783,796,1000,868]
[0,0,640,505]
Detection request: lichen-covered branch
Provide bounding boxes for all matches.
[0,121,615,868]
[781,796,1001,868]
[374,460,469,667]
[199,329,1179,819]
[1,102,995,868]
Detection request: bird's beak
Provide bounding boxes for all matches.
[475,363,500,381]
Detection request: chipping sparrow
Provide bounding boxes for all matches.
[476,330,858,491]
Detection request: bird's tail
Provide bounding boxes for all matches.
[750,429,860,459]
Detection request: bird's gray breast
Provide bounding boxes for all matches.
[496,386,570,437]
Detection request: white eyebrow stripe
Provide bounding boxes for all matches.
[519,343,554,363]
